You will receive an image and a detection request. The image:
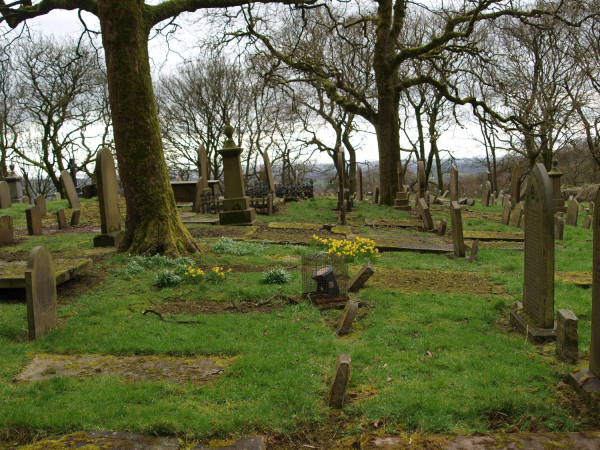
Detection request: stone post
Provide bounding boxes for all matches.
[548,160,567,213]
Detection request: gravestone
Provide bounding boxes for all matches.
[192,177,204,214]
[481,181,491,207]
[348,261,375,292]
[26,205,42,236]
[340,199,347,225]
[0,215,14,245]
[417,198,434,231]
[490,193,496,205]
[510,162,521,209]
[175,175,182,182]
[581,203,586,212]
[450,201,466,258]
[5,164,23,203]
[70,209,81,226]
[336,301,359,336]
[591,202,595,214]
[0,181,11,209]
[263,150,277,203]
[438,219,447,236]
[373,186,380,205]
[23,195,29,204]
[511,163,555,336]
[509,203,524,228]
[35,194,47,217]
[556,309,578,363]
[329,354,351,408]
[197,144,210,193]
[25,246,57,340]
[585,215,593,229]
[54,192,61,201]
[501,201,512,225]
[344,188,352,212]
[469,239,479,262]
[94,148,123,247]
[357,166,363,201]
[450,165,458,202]
[56,209,67,230]
[336,149,345,211]
[548,160,567,213]
[60,170,80,208]
[416,161,426,208]
[566,199,579,227]
[393,161,411,211]
[555,216,564,240]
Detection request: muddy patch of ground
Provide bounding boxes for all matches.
[153,297,291,316]
[14,353,234,385]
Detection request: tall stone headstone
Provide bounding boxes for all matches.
[509,203,524,228]
[94,148,123,247]
[450,201,466,257]
[5,164,23,203]
[60,170,80,208]
[481,181,491,207]
[510,162,521,209]
[418,198,434,231]
[393,161,411,211]
[373,186,380,205]
[25,246,57,340]
[501,201,512,225]
[26,205,42,236]
[356,166,363,201]
[450,165,459,203]
[0,181,11,209]
[192,177,204,214]
[34,194,47,217]
[548,159,567,213]
[0,215,14,245]
[417,161,426,205]
[520,163,555,330]
[218,124,255,225]
[336,149,345,211]
[197,144,210,193]
[566,199,579,227]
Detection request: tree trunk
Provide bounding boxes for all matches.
[98,0,198,255]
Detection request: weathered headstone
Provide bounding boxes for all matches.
[450,201,466,258]
[54,192,61,201]
[509,203,524,228]
[566,199,579,227]
[336,149,345,211]
[510,162,521,209]
[329,354,351,408]
[197,144,210,193]
[357,166,363,201]
[555,216,564,240]
[373,186,380,205]
[469,239,479,262]
[336,301,359,336]
[22,195,30,204]
[490,193,496,205]
[0,181,11,209]
[501,201,512,225]
[512,163,555,335]
[25,246,57,340]
[340,199,347,225]
[418,198,434,231]
[393,161,411,211]
[60,170,80,208]
[585,215,593,229]
[348,261,375,292]
[481,181,491,207]
[192,177,204,214]
[5,164,23,203]
[26,205,42,236]
[56,208,67,230]
[438,219,447,236]
[450,165,458,202]
[70,209,81,226]
[94,148,123,247]
[0,215,14,245]
[556,309,578,363]
[416,161,426,208]
[34,194,47,217]
[581,203,586,212]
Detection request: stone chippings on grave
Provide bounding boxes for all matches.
[348,261,375,292]
[556,309,578,363]
[450,165,459,202]
[509,203,524,228]
[34,194,47,217]
[501,201,512,225]
[417,198,434,231]
[521,163,555,330]
[70,209,81,226]
[548,159,567,213]
[56,208,67,230]
[336,300,359,336]
[25,246,57,340]
[566,199,579,227]
[0,180,11,209]
[393,161,411,211]
[60,170,81,208]
[555,216,564,240]
[94,148,123,247]
[329,354,351,408]
[0,215,14,245]
[450,201,466,258]
[510,162,521,210]
[26,205,42,236]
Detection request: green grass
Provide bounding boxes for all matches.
[0,196,597,445]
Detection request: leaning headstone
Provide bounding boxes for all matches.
[450,201,466,258]
[438,219,447,236]
[466,198,475,207]
[450,165,458,202]
[580,203,586,212]
[26,206,42,236]
[469,239,479,262]
[566,199,579,227]
[34,194,47,217]
[501,201,512,225]
[60,170,80,208]
[556,309,578,363]
[25,246,57,340]
[417,198,434,231]
[56,209,67,230]
[585,215,593,229]
[357,166,363,201]
[329,354,351,408]
[94,149,122,247]
[555,216,564,240]
[510,162,521,209]
[511,163,555,338]
[192,177,204,214]
[0,181,11,209]
[348,261,375,292]
[70,209,81,226]
[509,203,524,228]
[0,215,14,245]
[263,150,277,202]
[336,301,359,336]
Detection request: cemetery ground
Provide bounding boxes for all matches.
[1,197,600,448]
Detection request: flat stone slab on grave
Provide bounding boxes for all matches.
[0,258,91,289]
[364,218,440,229]
[268,221,323,231]
[361,266,505,296]
[469,240,523,250]
[15,353,232,384]
[463,231,524,241]
[555,271,591,287]
[362,235,454,254]
[330,225,352,235]
[181,217,220,225]
[460,211,502,221]
[509,309,557,343]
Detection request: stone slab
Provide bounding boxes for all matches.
[463,231,524,241]
[96,148,121,234]
[556,309,578,363]
[56,208,67,229]
[34,194,47,216]
[268,222,322,231]
[510,310,557,343]
[568,368,600,403]
[94,231,123,248]
[182,218,220,225]
[0,181,10,209]
[26,205,42,236]
[70,209,81,226]
[0,258,92,290]
[348,261,375,292]
[329,353,351,408]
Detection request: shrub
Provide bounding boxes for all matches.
[118,254,192,277]
[154,270,182,288]
[262,267,292,284]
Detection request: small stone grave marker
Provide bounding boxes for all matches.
[34,194,47,216]
[418,198,434,230]
[0,215,14,245]
[501,201,512,225]
[25,246,57,340]
[450,201,466,258]
[70,209,80,226]
[329,353,351,408]
[509,203,524,227]
[567,199,579,226]
[336,300,359,336]
[469,239,479,262]
[438,219,447,236]
[60,170,80,208]
[348,261,375,292]
[56,208,67,229]
[556,309,578,363]
[26,205,42,236]
[555,216,564,240]
[22,195,29,204]
[0,181,11,209]
[585,215,592,229]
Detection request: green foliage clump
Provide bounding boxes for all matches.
[154,269,182,288]
[212,237,266,256]
[262,267,292,285]
[118,254,192,277]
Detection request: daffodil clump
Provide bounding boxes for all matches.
[183,264,231,283]
[312,235,380,261]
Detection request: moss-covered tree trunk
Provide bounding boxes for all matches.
[98,0,198,255]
